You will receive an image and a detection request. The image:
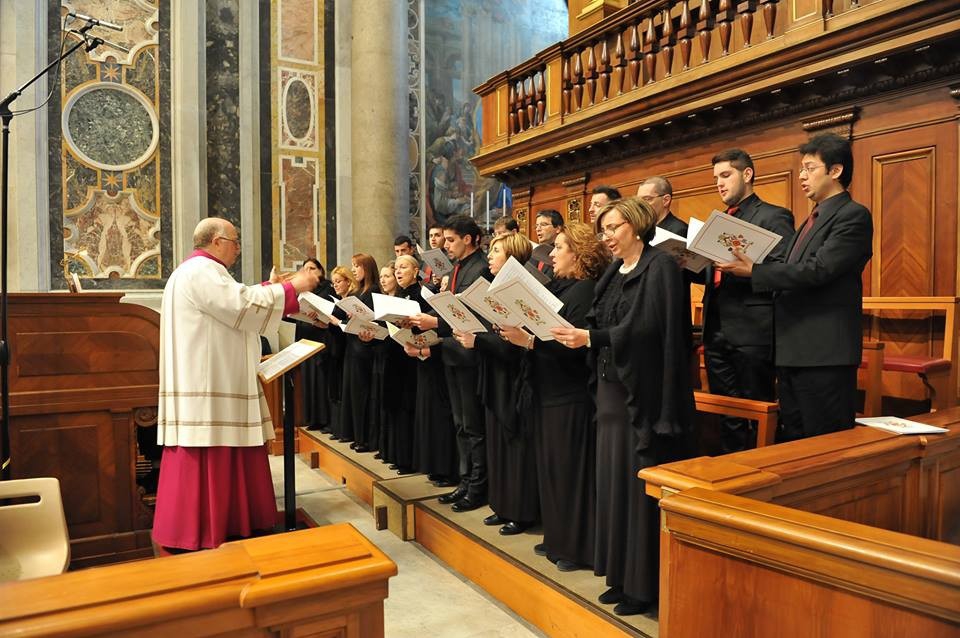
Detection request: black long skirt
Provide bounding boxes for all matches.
[594,377,660,604]
[339,339,374,444]
[534,399,595,566]
[412,356,458,479]
[486,409,539,524]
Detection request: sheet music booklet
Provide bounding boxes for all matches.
[258,339,325,382]
[686,210,784,264]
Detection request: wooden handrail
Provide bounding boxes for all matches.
[694,391,779,446]
[0,524,397,638]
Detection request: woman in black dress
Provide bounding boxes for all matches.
[553,197,694,616]
[292,258,337,432]
[340,253,380,451]
[326,266,357,441]
[400,259,458,485]
[381,255,422,474]
[455,233,538,535]
[370,263,399,463]
[502,222,610,570]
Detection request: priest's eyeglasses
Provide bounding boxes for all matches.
[596,221,628,240]
[217,235,241,245]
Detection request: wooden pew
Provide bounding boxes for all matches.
[657,488,960,638]
[0,524,397,638]
[694,391,779,447]
[861,296,959,411]
[642,406,960,540]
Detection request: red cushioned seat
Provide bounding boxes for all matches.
[860,353,950,374]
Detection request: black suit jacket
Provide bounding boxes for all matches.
[437,248,488,367]
[701,193,795,348]
[528,242,555,279]
[752,191,873,367]
[658,212,693,352]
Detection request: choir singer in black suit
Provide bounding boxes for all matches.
[502,221,610,572]
[553,197,695,616]
[703,149,795,452]
[717,133,873,441]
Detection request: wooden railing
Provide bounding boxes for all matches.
[473,0,957,173]
[0,524,397,638]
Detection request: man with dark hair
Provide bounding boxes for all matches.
[529,209,563,277]
[718,133,872,441]
[588,185,621,223]
[704,148,795,453]
[420,223,446,291]
[411,214,489,511]
[393,235,415,258]
[492,216,520,237]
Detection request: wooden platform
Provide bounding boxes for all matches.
[295,428,659,637]
[414,499,656,638]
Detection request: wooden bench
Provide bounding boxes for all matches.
[694,391,779,447]
[861,296,959,412]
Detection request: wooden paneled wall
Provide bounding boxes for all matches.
[514,85,959,401]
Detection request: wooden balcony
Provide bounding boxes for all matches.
[472,0,960,181]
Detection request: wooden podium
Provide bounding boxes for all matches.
[3,293,161,567]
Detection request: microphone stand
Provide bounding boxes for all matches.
[0,24,102,480]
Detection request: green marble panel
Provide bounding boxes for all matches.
[67,86,154,167]
[63,42,97,92]
[285,78,312,139]
[126,155,159,216]
[126,47,157,99]
[64,151,98,211]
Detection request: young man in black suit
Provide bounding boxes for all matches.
[703,149,796,452]
[718,133,873,441]
[410,214,489,510]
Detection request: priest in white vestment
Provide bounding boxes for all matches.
[152,218,319,551]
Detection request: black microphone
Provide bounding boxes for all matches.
[67,11,123,32]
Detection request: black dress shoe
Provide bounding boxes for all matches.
[388,463,399,470]
[534,543,547,556]
[451,496,486,512]
[396,467,415,475]
[349,442,359,450]
[483,514,504,526]
[355,445,371,453]
[433,478,458,488]
[428,473,441,482]
[556,559,581,572]
[613,598,651,616]
[598,586,624,605]
[373,453,383,460]
[498,521,527,536]
[438,486,467,504]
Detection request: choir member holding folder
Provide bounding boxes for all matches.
[339,254,380,451]
[398,256,459,486]
[553,197,694,616]
[325,266,357,441]
[455,233,539,536]
[370,264,399,463]
[376,261,418,473]
[502,222,610,571]
[289,259,337,432]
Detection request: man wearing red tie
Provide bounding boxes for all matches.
[718,134,873,441]
[702,149,795,452]
[410,214,489,511]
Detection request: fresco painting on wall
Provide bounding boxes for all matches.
[421,0,566,232]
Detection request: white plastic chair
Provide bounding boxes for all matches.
[0,477,70,581]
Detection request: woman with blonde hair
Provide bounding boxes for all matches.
[554,197,694,616]
[324,265,357,442]
[455,231,539,535]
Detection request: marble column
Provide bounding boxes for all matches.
[350,0,409,264]
[0,0,50,292]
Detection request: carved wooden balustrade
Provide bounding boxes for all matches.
[474,0,958,176]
